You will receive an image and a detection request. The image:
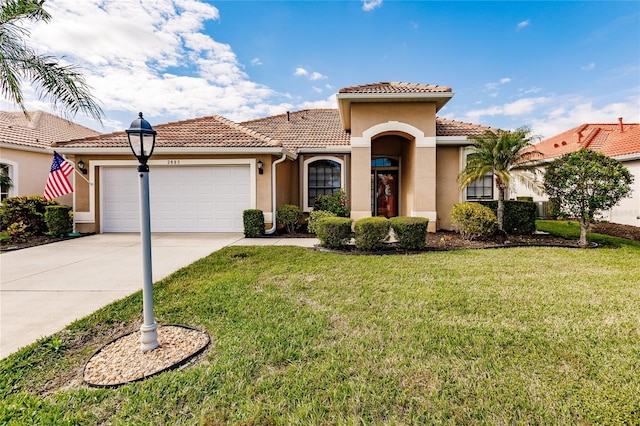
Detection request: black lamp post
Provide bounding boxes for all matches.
[126,112,158,352]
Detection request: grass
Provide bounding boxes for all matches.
[2,226,640,424]
[537,219,640,249]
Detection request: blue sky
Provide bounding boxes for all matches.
[2,0,639,139]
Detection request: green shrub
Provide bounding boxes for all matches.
[475,200,537,235]
[45,205,73,236]
[354,216,390,251]
[307,210,336,235]
[277,204,303,234]
[451,202,498,241]
[313,189,350,217]
[6,220,28,242]
[242,209,265,237]
[0,195,59,235]
[316,217,353,249]
[389,216,429,250]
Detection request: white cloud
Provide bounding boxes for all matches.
[17,0,288,131]
[464,92,640,139]
[250,58,262,66]
[310,72,327,81]
[516,19,530,31]
[312,86,323,94]
[499,77,512,84]
[294,67,309,76]
[362,0,383,12]
[298,94,338,110]
[582,62,596,71]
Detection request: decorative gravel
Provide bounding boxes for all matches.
[83,325,210,387]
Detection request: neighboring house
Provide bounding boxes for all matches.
[513,119,640,226]
[0,110,100,204]
[53,82,501,234]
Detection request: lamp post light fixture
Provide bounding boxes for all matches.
[126,112,158,352]
[257,159,264,174]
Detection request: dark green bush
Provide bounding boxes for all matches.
[354,216,390,251]
[451,202,498,241]
[389,216,429,250]
[0,195,59,235]
[45,205,73,236]
[242,209,265,237]
[316,217,353,249]
[307,210,336,235]
[475,200,537,235]
[313,189,350,217]
[276,204,303,234]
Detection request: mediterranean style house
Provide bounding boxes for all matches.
[43,82,500,233]
[514,119,640,226]
[0,111,100,204]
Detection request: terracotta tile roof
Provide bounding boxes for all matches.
[436,118,499,137]
[56,109,497,152]
[241,109,350,151]
[0,110,99,149]
[533,121,640,160]
[55,115,282,149]
[339,82,452,94]
[242,110,497,150]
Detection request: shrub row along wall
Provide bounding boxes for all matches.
[473,200,537,235]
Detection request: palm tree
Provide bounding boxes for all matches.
[458,126,541,232]
[0,0,103,123]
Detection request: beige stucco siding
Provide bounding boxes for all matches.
[1,147,72,205]
[436,146,462,230]
[350,102,437,137]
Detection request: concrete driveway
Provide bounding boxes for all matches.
[0,233,319,358]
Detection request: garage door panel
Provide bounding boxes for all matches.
[102,165,251,232]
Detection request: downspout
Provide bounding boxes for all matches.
[265,153,287,234]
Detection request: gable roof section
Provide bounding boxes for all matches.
[0,110,99,150]
[242,109,350,151]
[54,115,283,151]
[533,121,640,160]
[435,118,498,137]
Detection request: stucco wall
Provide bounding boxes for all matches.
[350,102,437,137]
[1,147,72,206]
[436,146,463,230]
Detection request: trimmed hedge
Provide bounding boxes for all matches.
[316,217,353,249]
[451,202,498,241]
[389,216,429,250]
[45,205,73,236]
[276,204,303,234]
[0,195,59,235]
[354,216,390,251]
[307,210,336,235]
[242,209,265,237]
[475,200,537,235]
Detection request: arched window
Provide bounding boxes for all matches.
[306,159,342,208]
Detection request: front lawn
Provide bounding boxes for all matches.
[2,241,640,424]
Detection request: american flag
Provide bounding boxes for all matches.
[44,152,73,200]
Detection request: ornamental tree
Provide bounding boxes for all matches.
[543,149,633,247]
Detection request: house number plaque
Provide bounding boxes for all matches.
[167,160,180,165]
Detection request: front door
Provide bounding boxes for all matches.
[372,170,398,218]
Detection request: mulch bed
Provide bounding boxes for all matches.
[2,223,638,253]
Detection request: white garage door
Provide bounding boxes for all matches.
[101,166,251,232]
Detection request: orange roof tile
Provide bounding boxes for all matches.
[241,109,350,151]
[55,115,282,149]
[339,82,452,94]
[533,121,640,159]
[0,110,99,149]
[436,118,499,137]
